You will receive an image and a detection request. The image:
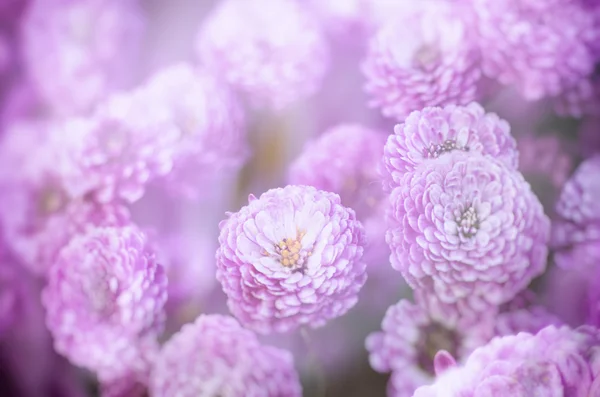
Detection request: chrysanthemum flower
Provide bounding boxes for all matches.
[367,298,493,397]
[473,0,598,100]
[387,152,549,310]
[288,124,387,264]
[196,0,329,109]
[0,120,131,275]
[552,155,600,270]
[216,185,367,333]
[363,1,481,121]
[42,226,167,381]
[142,63,248,199]
[150,315,302,397]
[382,103,518,192]
[21,0,145,116]
[413,325,600,397]
[61,90,180,203]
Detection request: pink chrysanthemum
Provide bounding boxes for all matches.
[288,124,387,263]
[366,298,492,397]
[382,103,518,192]
[0,120,131,275]
[142,63,248,199]
[62,90,180,203]
[387,152,549,310]
[196,0,329,109]
[473,0,598,100]
[150,315,302,397]
[413,325,600,397]
[552,155,600,263]
[363,1,481,121]
[42,226,167,381]
[216,185,367,334]
[21,0,145,116]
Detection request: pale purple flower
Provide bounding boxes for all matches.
[42,226,167,381]
[0,120,131,275]
[387,152,549,311]
[21,0,145,116]
[288,124,388,264]
[196,0,329,109]
[552,155,600,267]
[61,90,180,203]
[142,63,248,199]
[382,103,518,192]
[412,325,600,397]
[363,1,481,121]
[150,314,302,397]
[216,185,367,334]
[473,0,598,100]
[367,298,492,397]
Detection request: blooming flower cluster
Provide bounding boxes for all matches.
[0,0,598,396]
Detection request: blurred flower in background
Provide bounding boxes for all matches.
[0,0,599,396]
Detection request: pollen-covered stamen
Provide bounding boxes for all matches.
[425,138,470,159]
[273,230,311,270]
[416,322,459,376]
[455,206,480,238]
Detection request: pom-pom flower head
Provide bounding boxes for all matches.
[382,102,518,192]
[216,185,367,334]
[473,0,598,100]
[366,298,492,397]
[42,226,167,380]
[363,1,481,121]
[21,0,145,116]
[150,315,302,397]
[142,63,248,199]
[387,152,550,311]
[196,0,329,109]
[413,325,600,397]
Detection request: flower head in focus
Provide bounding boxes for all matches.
[196,0,330,109]
[42,225,167,381]
[382,103,518,192]
[150,314,302,397]
[363,1,481,121]
[387,152,549,312]
[216,185,367,333]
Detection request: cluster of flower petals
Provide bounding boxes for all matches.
[412,325,600,397]
[386,152,549,311]
[216,185,367,334]
[141,63,248,199]
[367,298,493,397]
[150,314,302,397]
[472,0,599,100]
[382,102,517,192]
[196,0,329,109]
[42,225,167,381]
[363,0,481,121]
[21,0,145,116]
